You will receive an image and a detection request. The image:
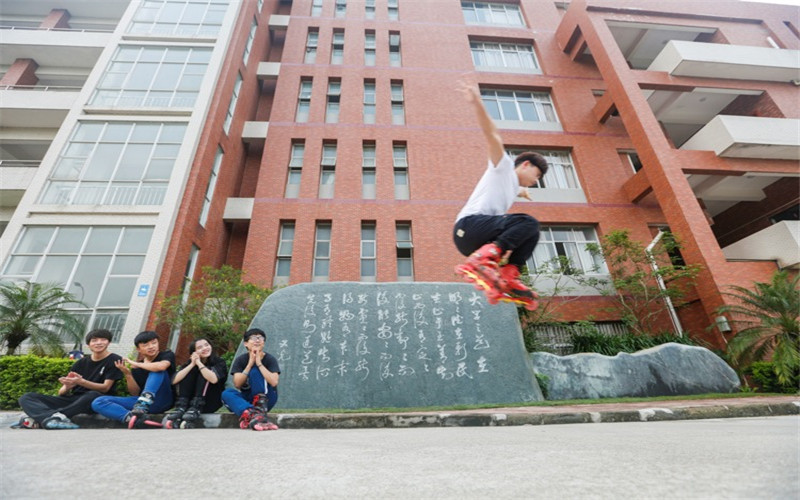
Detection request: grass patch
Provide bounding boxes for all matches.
[271,392,794,414]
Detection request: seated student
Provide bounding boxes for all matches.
[91,330,175,429]
[221,328,280,431]
[163,338,227,428]
[15,329,123,430]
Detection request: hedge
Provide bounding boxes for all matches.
[0,355,131,410]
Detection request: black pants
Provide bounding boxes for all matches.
[18,391,104,424]
[175,367,223,413]
[453,213,540,269]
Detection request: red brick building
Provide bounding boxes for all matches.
[147,0,799,352]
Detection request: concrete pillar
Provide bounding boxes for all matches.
[0,59,39,87]
[40,9,71,30]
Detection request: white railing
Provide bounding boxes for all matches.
[0,25,113,33]
[1,84,82,92]
[0,160,40,168]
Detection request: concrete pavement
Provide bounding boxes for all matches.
[2,395,797,429]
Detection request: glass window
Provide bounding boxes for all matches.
[331,30,345,65]
[275,222,294,286]
[313,222,332,281]
[223,73,243,133]
[91,45,211,108]
[507,149,581,191]
[40,122,186,207]
[365,32,376,66]
[480,88,558,124]
[462,2,524,27]
[527,226,607,275]
[361,222,377,281]
[199,147,223,226]
[243,17,258,65]
[2,225,154,341]
[363,80,376,124]
[305,29,318,64]
[326,79,341,123]
[396,222,413,280]
[389,32,401,67]
[471,41,538,72]
[391,81,405,125]
[128,0,230,37]
[296,78,312,123]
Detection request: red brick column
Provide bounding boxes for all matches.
[40,9,71,30]
[0,59,39,86]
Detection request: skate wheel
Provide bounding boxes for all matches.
[524,301,539,312]
[127,415,137,429]
[165,420,174,429]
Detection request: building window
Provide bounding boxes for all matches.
[481,88,558,125]
[319,142,337,199]
[393,143,409,200]
[396,222,413,281]
[91,45,212,109]
[274,222,294,287]
[365,31,376,66]
[243,17,257,65]
[365,0,375,19]
[296,78,312,123]
[40,121,187,207]
[305,28,318,64]
[199,147,223,226]
[508,149,581,191]
[471,40,539,73]
[313,222,332,282]
[389,32,401,67]
[127,0,230,38]
[388,0,399,20]
[331,29,345,65]
[326,79,341,124]
[462,2,524,27]
[363,79,376,124]
[362,141,376,199]
[223,73,243,133]
[285,141,304,198]
[527,226,607,275]
[2,225,155,342]
[311,0,322,17]
[335,0,347,18]
[626,152,643,173]
[391,81,405,125]
[361,222,377,282]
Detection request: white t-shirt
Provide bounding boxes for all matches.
[455,154,519,222]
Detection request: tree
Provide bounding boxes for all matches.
[155,265,273,355]
[0,280,86,356]
[717,271,800,386]
[586,229,701,336]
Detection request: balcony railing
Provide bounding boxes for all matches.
[0,160,40,168]
[0,25,113,33]
[1,84,82,92]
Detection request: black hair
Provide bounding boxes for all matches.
[133,330,159,347]
[181,338,222,370]
[85,329,113,345]
[243,328,266,341]
[514,151,549,177]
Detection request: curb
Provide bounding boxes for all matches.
[4,401,798,429]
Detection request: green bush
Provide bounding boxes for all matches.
[0,355,73,409]
[0,355,131,410]
[746,361,799,394]
[571,330,696,356]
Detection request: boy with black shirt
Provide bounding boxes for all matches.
[221,328,281,431]
[91,330,175,428]
[15,329,123,430]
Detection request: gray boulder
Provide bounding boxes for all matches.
[531,343,740,400]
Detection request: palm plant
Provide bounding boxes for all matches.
[0,280,86,356]
[717,271,800,386]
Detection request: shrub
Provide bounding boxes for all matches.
[0,355,73,409]
[746,361,799,394]
[571,329,696,356]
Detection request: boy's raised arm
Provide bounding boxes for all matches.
[458,79,504,167]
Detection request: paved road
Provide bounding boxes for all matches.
[2,416,797,499]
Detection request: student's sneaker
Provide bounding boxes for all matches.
[179,396,205,429]
[10,416,39,429]
[42,412,79,430]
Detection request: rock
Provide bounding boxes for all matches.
[531,343,740,400]
[239,282,544,409]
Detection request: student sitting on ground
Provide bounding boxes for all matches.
[163,338,227,428]
[15,329,123,430]
[91,330,175,429]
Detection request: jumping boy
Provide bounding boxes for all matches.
[221,328,280,431]
[91,330,175,428]
[453,80,548,310]
[15,329,123,430]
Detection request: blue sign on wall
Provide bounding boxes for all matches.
[137,284,150,297]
